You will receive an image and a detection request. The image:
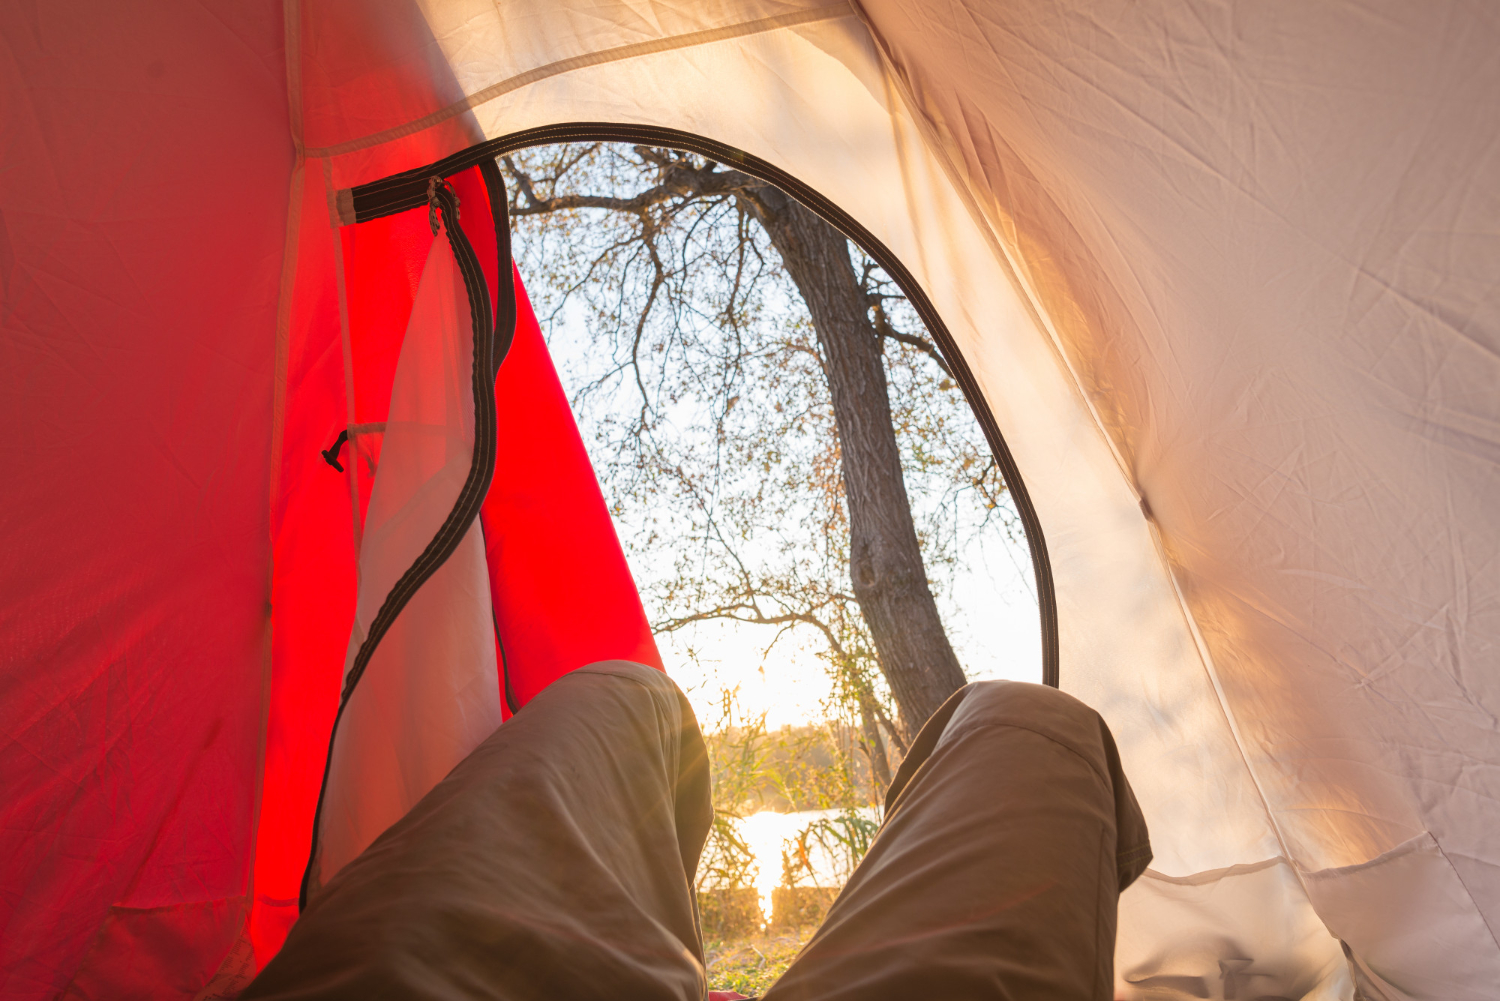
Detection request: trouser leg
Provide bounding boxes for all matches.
[763,680,1151,1001]
[243,661,711,1001]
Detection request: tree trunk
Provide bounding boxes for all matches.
[740,185,968,736]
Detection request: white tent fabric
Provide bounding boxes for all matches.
[854,5,1500,997]
[315,231,502,892]
[1118,860,1351,1000]
[5,1,1497,997]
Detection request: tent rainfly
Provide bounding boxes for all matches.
[3,2,1498,999]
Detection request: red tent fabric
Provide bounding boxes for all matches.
[2,32,657,994]
[256,163,660,964]
[1,5,289,996]
[481,265,664,712]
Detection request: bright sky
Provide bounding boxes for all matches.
[659,525,1041,729]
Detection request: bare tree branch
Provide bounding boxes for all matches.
[869,298,952,378]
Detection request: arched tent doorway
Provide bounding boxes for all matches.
[4,3,1497,998]
[341,123,1063,687]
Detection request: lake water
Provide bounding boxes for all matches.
[731,808,881,921]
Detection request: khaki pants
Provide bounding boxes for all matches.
[245,661,1149,1000]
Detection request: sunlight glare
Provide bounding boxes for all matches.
[736,810,802,925]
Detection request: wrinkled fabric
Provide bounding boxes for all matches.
[764,681,1150,1001]
[245,670,1146,1000]
[857,3,1500,992]
[243,662,711,1001]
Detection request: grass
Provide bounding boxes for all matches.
[704,926,816,996]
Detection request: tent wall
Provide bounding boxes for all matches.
[6,0,1497,997]
[478,272,664,709]
[858,2,1500,995]
[255,134,350,968]
[0,3,292,997]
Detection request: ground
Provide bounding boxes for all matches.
[704,926,816,996]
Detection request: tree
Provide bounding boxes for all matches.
[502,144,1016,761]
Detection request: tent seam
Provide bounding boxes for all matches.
[850,14,1084,682]
[267,0,303,526]
[1146,520,1299,866]
[1434,837,1500,956]
[302,4,852,159]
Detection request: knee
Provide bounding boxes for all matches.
[944,680,1110,757]
[955,678,1098,721]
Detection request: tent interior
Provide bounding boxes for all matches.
[4,2,1497,999]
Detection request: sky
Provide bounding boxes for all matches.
[655,524,1041,729]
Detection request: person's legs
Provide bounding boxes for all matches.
[243,661,711,1001]
[763,681,1151,1001]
